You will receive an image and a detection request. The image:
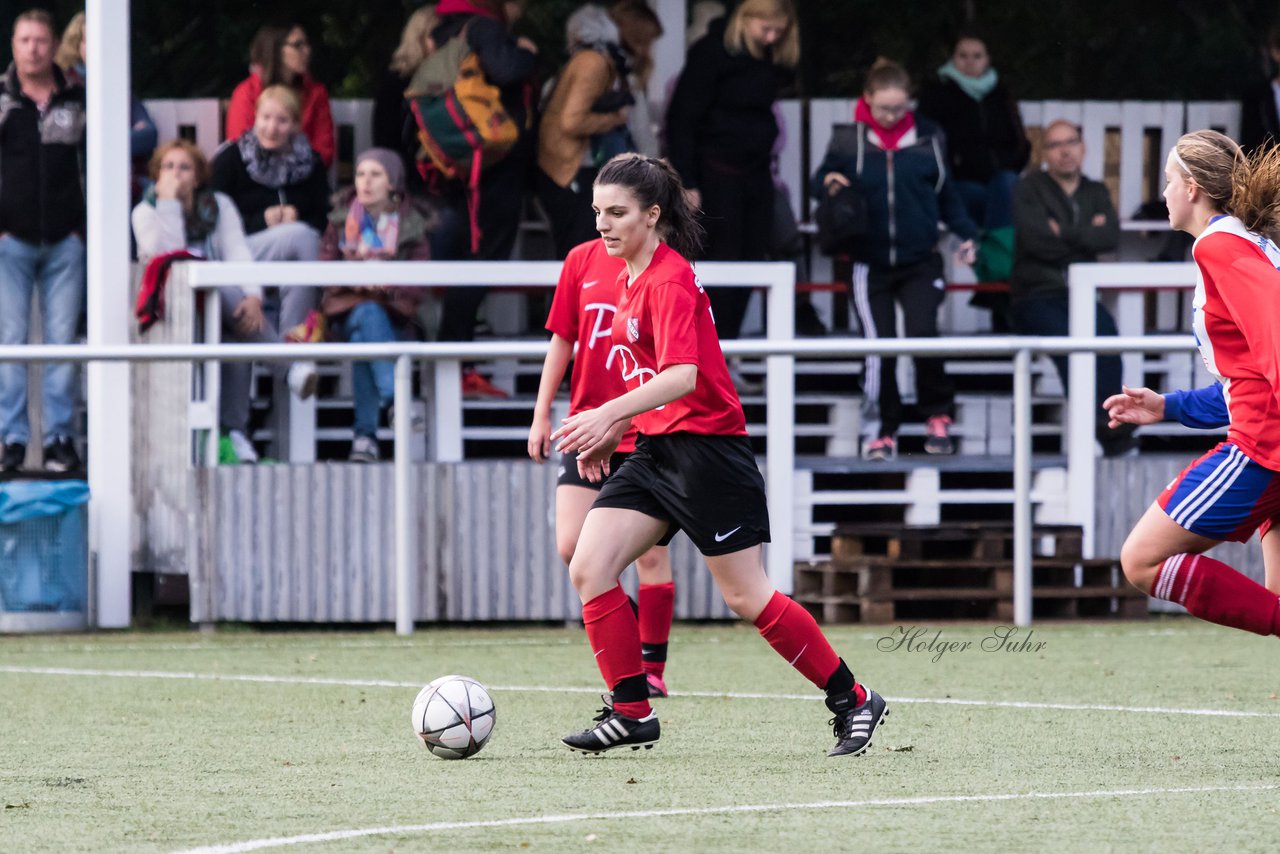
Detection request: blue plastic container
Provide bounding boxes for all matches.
[0,481,89,617]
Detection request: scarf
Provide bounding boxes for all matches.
[236,131,315,189]
[938,61,999,102]
[436,0,502,20]
[143,185,220,245]
[341,199,401,258]
[854,98,915,152]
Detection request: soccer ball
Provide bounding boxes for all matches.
[411,675,496,759]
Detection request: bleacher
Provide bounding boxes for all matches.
[126,98,1241,621]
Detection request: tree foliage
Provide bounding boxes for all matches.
[0,0,1273,101]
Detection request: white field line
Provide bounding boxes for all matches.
[174,783,1280,854]
[2,665,1278,719]
[0,625,1216,655]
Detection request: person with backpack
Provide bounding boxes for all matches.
[536,5,634,259]
[414,0,537,399]
[811,59,978,461]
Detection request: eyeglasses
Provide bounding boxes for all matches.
[870,103,909,117]
[1043,138,1082,151]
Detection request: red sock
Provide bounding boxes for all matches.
[1153,553,1280,636]
[753,590,842,689]
[638,582,675,678]
[582,585,651,719]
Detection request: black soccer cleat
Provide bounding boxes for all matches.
[562,695,660,754]
[826,687,888,757]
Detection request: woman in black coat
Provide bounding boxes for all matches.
[917,30,1029,233]
[665,0,798,344]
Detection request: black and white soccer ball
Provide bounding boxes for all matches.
[411,675,496,759]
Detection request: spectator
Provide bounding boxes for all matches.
[536,5,633,258]
[132,140,278,464]
[211,84,329,403]
[666,0,798,345]
[429,0,537,400]
[1239,25,1280,155]
[56,11,157,202]
[318,148,430,462]
[225,23,336,168]
[917,28,1029,330]
[812,59,978,461]
[373,5,438,159]
[1009,119,1135,457]
[0,9,86,473]
[609,0,664,157]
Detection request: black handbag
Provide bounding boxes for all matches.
[815,123,868,255]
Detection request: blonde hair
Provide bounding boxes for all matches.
[148,139,210,186]
[724,0,798,69]
[390,6,439,77]
[1175,129,1280,240]
[54,11,82,72]
[256,84,302,123]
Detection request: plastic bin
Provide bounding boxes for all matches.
[0,480,88,632]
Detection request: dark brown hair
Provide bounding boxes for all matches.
[595,153,704,259]
[864,57,910,95]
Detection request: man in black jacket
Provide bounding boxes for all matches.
[1010,119,1135,457]
[0,9,86,473]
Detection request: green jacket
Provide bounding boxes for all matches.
[1010,170,1119,301]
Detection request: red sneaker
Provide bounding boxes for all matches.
[461,369,509,400]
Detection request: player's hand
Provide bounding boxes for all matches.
[280,205,299,223]
[1102,385,1164,428]
[233,295,265,334]
[576,455,609,483]
[551,406,618,457]
[263,205,285,227]
[527,413,552,462]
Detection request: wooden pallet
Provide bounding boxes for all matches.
[795,523,1145,624]
[830,521,1084,562]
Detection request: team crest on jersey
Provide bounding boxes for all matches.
[627,317,640,342]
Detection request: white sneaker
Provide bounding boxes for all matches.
[288,361,319,400]
[227,429,259,463]
[349,435,379,462]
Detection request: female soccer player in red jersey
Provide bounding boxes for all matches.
[551,153,887,757]
[1105,130,1280,634]
[528,237,676,698]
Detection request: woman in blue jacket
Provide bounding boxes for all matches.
[812,59,978,460]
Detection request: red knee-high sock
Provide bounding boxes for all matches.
[582,585,651,719]
[638,582,675,678]
[1152,553,1280,636]
[754,590,843,689]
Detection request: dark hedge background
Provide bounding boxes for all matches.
[0,0,1274,101]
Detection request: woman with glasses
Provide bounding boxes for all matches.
[225,23,336,168]
[812,58,978,461]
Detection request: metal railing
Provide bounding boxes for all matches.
[0,333,1196,634]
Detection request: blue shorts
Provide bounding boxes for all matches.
[1158,442,1280,541]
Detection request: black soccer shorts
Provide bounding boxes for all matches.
[556,450,630,490]
[591,432,771,556]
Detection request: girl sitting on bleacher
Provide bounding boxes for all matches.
[318,149,430,463]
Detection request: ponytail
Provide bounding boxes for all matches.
[1231,145,1280,241]
[595,153,705,259]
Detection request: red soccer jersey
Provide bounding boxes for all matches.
[545,239,637,452]
[1191,215,1280,470]
[609,243,746,436]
